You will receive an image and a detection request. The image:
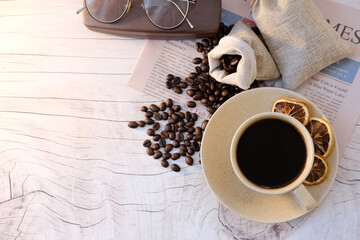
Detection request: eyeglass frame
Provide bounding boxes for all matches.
[77,0,196,30]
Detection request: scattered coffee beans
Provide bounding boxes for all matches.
[128,98,202,172]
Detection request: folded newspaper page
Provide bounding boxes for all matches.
[127,0,360,158]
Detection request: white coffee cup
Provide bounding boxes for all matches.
[230,112,316,210]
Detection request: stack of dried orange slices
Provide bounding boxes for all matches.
[272,97,334,185]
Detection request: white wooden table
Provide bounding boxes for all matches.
[1,0,359,239]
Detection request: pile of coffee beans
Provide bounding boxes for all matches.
[128,99,205,172]
[129,23,263,173]
[219,54,242,75]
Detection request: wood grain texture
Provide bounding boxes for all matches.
[0,0,359,239]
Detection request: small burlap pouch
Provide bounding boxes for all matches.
[208,20,280,90]
[251,0,355,90]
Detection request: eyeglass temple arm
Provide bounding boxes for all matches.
[166,0,195,29]
[76,6,85,14]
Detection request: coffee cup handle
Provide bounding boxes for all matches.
[292,184,316,210]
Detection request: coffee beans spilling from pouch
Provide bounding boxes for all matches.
[165,22,261,119]
[128,99,202,172]
[219,54,242,75]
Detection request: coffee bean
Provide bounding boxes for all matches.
[166,99,173,108]
[192,57,202,64]
[153,151,162,159]
[150,104,160,112]
[179,149,186,156]
[177,112,185,119]
[187,127,195,134]
[162,112,169,120]
[185,156,194,165]
[186,134,194,140]
[185,111,191,121]
[137,121,146,127]
[187,148,195,155]
[202,56,208,65]
[189,72,197,79]
[201,39,210,48]
[185,121,195,128]
[178,126,186,132]
[164,144,173,153]
[173,86,182,94]
[165,81,172,89]
[193,93,203,101]
[165,123,172,132]
[186,89,195,97]
[153,134,161,141]
[171,164,181,172]
[171,113,180,121]
[161,159,169,168]
[163,152,171,160]
[168,117,178,124]
[192,141,200,151]
[169,132,176,140]
[159,102,167,111]
[166,74,174,81]
[173,105,181,112]
[193,134,202,141]
[177,120,185,127]
[201,120,208,130]
[147,128,155,136]
[195,66,202,74]
[144,117,155,125]
[173,140,180,148]
[171,153,180,160]
[180,144,187,151]
[172,77,181,85]
[128,121,138,128]
[145,111,153,118]
[152,122,160,130]
[140,106,148,112]
[206,106,216,114]
[195,127,203,135]
[153,112,161,121]
[160,131,169,139]
[195,42,204,52]
[191,113,198,121]
[185,77,194,86]
[176,132,184,142]
[179,82,188,89]
[186,101,196,108]
[168,108,174,116]
[146,147,154,156]
[184,139,191,147]
[152,143,160,150]
[143,139,151,147]
[159,138,166,148]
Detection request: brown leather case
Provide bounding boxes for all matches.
[82,0,221,39]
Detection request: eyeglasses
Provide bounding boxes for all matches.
[77,0,195,30]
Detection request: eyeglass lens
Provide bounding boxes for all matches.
[143,0,189,29]
[85,0,129,23]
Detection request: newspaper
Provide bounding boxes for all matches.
[127,0,360,158]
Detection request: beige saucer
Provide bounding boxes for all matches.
[201,87,339,223]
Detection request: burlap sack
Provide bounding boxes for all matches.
[251,0,355,90]
[208,20,280,90]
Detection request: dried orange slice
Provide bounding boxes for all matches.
[304,154,329,185]
[306,117,334,158]
[272,97,310,125]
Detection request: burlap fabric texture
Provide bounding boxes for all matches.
[208,20,280,90]
[251,0,355,90]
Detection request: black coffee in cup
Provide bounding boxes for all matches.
[236,118,307,189]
